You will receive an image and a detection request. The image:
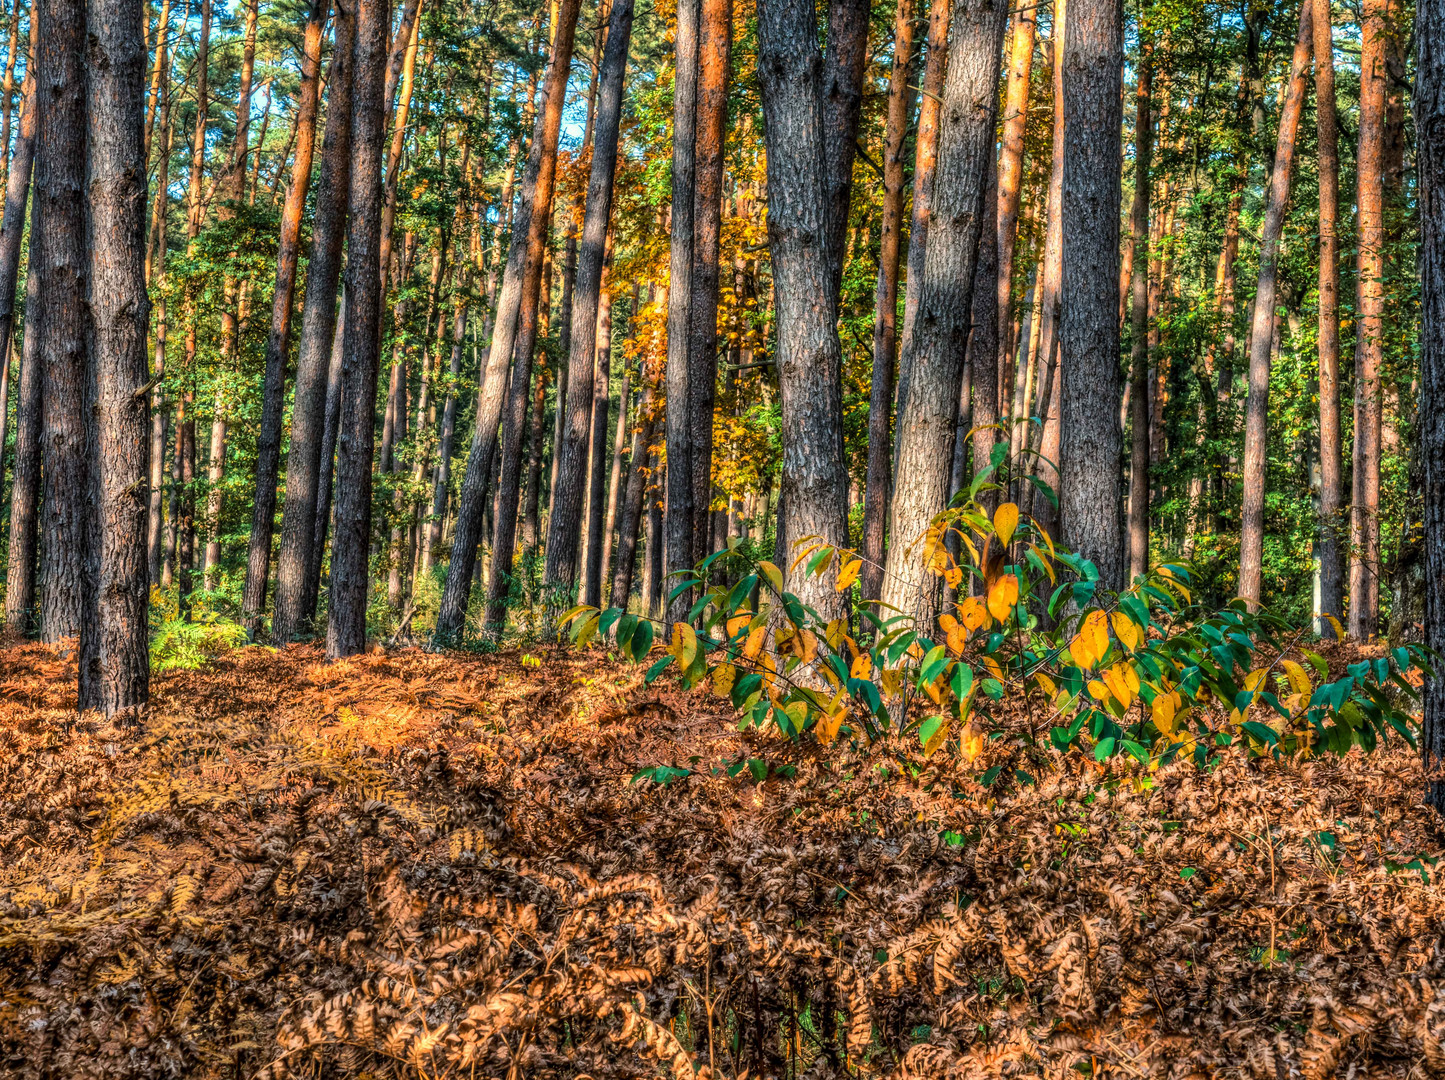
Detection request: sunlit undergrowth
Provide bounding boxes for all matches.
[0,638,1441,1078]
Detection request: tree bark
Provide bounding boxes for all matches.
[664,0,699,623]
[995,2,1036,407]
[4,204,40,636]
[880,0,1006,627]
[583,272,612,606]
[325,0,389,660]
[969,155,1000,491]
[1415,0,1445,815]
[541,0,632,604]
[86,0,152,715]
[1239,0,1312,608]
[1350,0,1387,639]
[1126,33,1152,582]
[271,4,354,644]
[0,14,34,369]
[610,376,655,608]
[432,0,581,644]
[424,275,468,574]
[309,297,345,622]
[241,0,328,636]
[1026,0,1064,481]
[1314,0,1343,632]
[600,357,631,592]
[860,0,914,603]
[36,0,93,672]
[1058,0,1125,592]
[820,0,868,304]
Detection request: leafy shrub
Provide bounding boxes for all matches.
[563,459,1433,773]
[150,612,252,673]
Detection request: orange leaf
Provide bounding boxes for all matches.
[986,574,1019,624]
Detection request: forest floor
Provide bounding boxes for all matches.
[0,639,1442,1079]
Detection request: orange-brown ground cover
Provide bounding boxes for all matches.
[0,640,1442,1078]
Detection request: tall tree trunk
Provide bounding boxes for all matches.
[1026,0,1065,482]
[432,0,581,645]
[1350,0,1387,639]
[1126,33,1152,582]
[522,347,547,549]
[4,205,40,635]
[1314,0,1343,632]
[143,0,170,163]
[600,359,631,592]
[688,0,729,567]
[610,376,654,607]
[424,276,467,574]
[995,2,1036,406]
[241,0,328,636]
[1058,0,1125,591]
[1414,0,1445,815]
[880,0,1006,627]
[36,0,93,676]
[583,271,612,606]
[146,46,174,586]
[894,0,950,449]
[308,298,345,622]
[86,0,152,715]
[541,0,632,604]
[969,155,1000,491]
[664,0,699,622]
[547,232,575,518]
[271,4,354,643]
[0,14,34,367]
[325,0,389,660]
[860,0,914,603]
[1239,0,1312,607]
[821,0,868,305]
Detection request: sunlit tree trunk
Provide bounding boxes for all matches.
[610,376,655,608]
[0,14,33,372]
[881,0,1006,627]
[582,270,613,606]
[995,3,1036,414]
[4,204,40,635]
[1028,0,1065,474]
[271,4,354,643]
[1314,0,1343,632]
[1126,33,1152,582]
[1239,0,1312,608]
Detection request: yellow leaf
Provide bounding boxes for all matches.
[758,561,784,594]
[1029,544,1056,584]
[923,716,951,758]
[1112,612,1142,651]
[993,502,1019,547]
[836,557,862,592]
[743,626,766,660]
[1034,672,1056,698]
[850,652,872,680]
[1325,614,1345,642]
[1071,610,1109,670]
[816,707,846,745]
[713,663,736,698]
[1088,679,1111,704]
[987,573,1019,623]
[789,540,825,573]
[984,656,1005,683]
[673,623,699,668]
[944,565,964,589]
[798,629,819,667]
[959,595,991,632]
[1102,664,1137,710]
[1152,692,1176,734]
[959,719,985,762]
[726,613,752,639]
[1280,659,1312,697]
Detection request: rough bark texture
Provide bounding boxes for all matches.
[995,4,1036,389]
[1027,0,1065,485]
[688,0,728,568]
[241,0,327,637]
[4,208,40,636]
[583,276,612,607]
[325,0,389,660]
[542,0,633,601]
[1058,0,1125,592]
[969,155,1000,491]
[1238,1,1312,608]
[0,27,33,369]
[433,0,580,644]
[880,0,1006,627]
[36,0,93,669]
[600,359,631,591]
[1314,0,1343,632]
[1127,38,1152,582]
[271,5,354,644]
[309,301,346,621]
[820,0,868,305]
[425,279,466,573]
[1416,0,1445,815]
[610,380,655,608]
[664,0,699,623]
[85,0,152,715]
[1350,0,1387,639]
[860,0,914,604]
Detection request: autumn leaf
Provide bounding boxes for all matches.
[835,556,862,592]
[1111,611,1142,651]
[993,502,1019,547]
[1071,610,1109,670]
[987,573,1019,623]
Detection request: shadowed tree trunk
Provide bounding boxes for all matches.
[1415,0,1445,816]
[1126,33,1152,582]
[0,16,34,371]
[271,5,354,644]
[664,0,699,623]
[424,276,467,574]
[433,0,581,644]
[1315,0,1343,633]
[600,356,632,590]
[36,0,93,674]
[1058,0,1125,591]
[542,0,633,605]
[969,155,1000,495]
[1350,0,1387,638]
[860,0,914,603]
[86,0,152,715]
[325,0,389,660]
[821,0,868,305]
[4,205,40,636]
[1238,0,1312,607]
[881,0,1007,627]
[583,271,613,606]
[309,300,345,622]
[241,0,327,637]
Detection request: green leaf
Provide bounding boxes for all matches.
[645,653,673,683]
[747,758,768,782]
[918,645,948,688]
[631,765,691,786]
[1179,867,1197,880]
[630,619,654,661]
[918,714,946,750]
[1094,736,1116,761]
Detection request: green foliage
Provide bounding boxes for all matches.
[150,612,253,673]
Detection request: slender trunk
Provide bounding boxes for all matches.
[688,0,729,567]
[309,297,346,622]
[4,203,40,635]
[143,0,170,164]
[0,14,34,366]
[970,156,1001,489]
[424,275,468,574]
[1239,0,1312,607]
[541,0,633,604]
[1350,0,1387,639]
[880,0,1006,627]
[271,5,354,643]
[860,0,914,603]
[1414,0,1445,814]
[0,0,19,200]
[894,0,950,449]
[1126,36,1152,582]
[600,360,631,594]
[995,2,1036,399]
[433,0,581,644]
[522,350,547,548]
[241,0,328,635]
[1315,0,1343,631]
[664,0,699,622]
[87,0,152,714]
[147,49,174,584]
[821,0,868,303]
[610,377,654,608]
[325,0,389,660]
[645,462,663,615]
[1029,0,1065,469]
[547,232,574,518]
[582,272,612,606]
